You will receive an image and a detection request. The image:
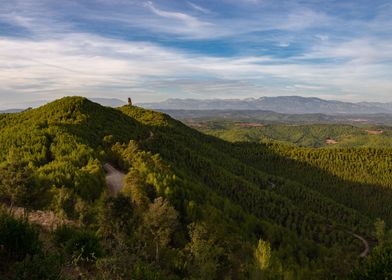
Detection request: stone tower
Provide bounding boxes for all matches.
[128,97,132,106]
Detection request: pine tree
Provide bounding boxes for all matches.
[142,197,178,263]
[253,239,271,279]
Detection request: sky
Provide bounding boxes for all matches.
[0,0,391,108]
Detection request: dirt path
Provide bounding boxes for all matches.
[103,163,126,195]
[328,224,371,258]
[350,232,370,257]
[147,130,154,141]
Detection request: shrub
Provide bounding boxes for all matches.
[11,254,63,280]
[52,224,76,248]
[0,211,41,261]
[66,230,102,262]
[53,225,102,262]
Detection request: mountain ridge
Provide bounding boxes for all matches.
[138,96,392,115]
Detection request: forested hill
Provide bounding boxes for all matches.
[0,96,391,279]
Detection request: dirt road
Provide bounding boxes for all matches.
[103,163,125,195]
[350,232,370,257]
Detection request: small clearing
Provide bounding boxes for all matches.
[9,206,76,230]
[365,130,384,135]
[325,138,338,145]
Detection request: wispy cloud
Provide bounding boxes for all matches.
[187,1,211,14]
[0,0,391,107]
[146,1,198,23]
[0,29,391,108]
[141,1,216,38]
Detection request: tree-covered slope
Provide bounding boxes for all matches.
[192,121,392,148]
[0,97,389,279]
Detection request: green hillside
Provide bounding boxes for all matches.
[0,97,391,279]
[193,121,392,148]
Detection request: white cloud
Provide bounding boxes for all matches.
[141,1,215,38]
[292,84,327,91]
[146,1,195,22]
[0,0,391,107]
[0,0,338,41]
[277,42,290,47]
[315,34,329,41]
[187,2,211,14]
[0,30,391,108]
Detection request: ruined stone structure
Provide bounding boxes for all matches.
[128,97,132,106]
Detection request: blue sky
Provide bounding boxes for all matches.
[0,0,391,108]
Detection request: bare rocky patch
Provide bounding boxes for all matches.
[326,138,338,145]
[365,130,384,135]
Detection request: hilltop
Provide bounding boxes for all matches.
[0,97,126,114]
[0,97,391,279]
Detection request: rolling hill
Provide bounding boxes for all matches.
[191,122,392,148]
[0,97,391,279]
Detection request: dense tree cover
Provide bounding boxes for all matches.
[196,121,392,148]
[350,220,392,279]
[0,97,389,278]
[230,142,392,225]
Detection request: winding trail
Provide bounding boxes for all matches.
[103,163,125,195]
[349,232,370,258]
[103,132,152,195]
[147,130,155,141]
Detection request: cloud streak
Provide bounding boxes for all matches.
[0,0,391,107]
[0,29,391,108]
[187,2,211,14]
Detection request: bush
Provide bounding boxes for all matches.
[97,193,135,238]
[11,254,63,280]
[0,211,41,261]
[350,247,392,279]
[53,225,102,262]
[132,261,162,280]
[66,230,102,262]
[52,224,76,248]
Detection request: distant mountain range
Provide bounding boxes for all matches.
[138,96,392,115]
[91,98,126,107]
[0,108,24,114]
[158,109,392,125]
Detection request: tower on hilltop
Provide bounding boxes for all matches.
[128,97,132,106]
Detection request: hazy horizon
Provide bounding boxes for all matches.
[2,95,392,111]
